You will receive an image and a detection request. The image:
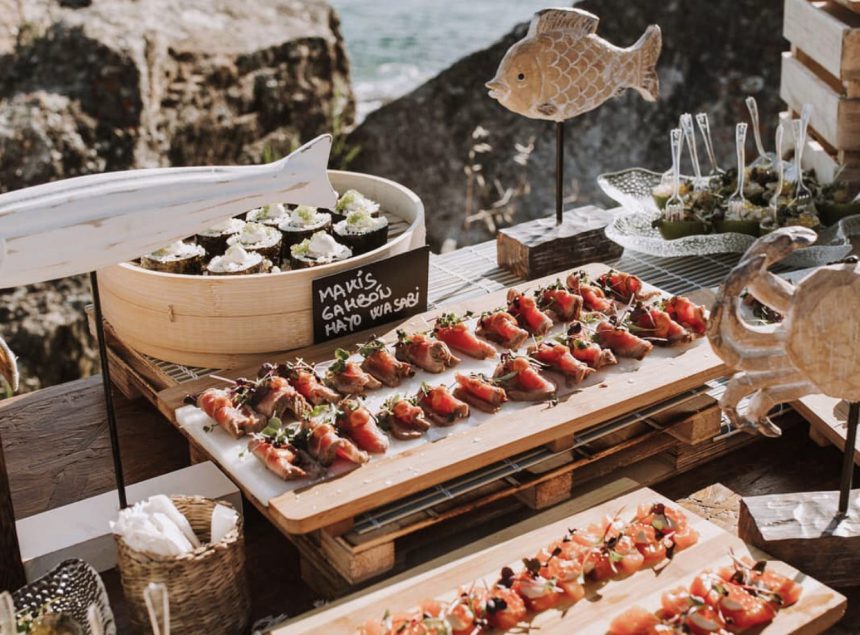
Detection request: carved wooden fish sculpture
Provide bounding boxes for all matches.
[0,134,336,288]
[486,8,662,122]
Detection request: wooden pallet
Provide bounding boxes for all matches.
[279,486,847,635]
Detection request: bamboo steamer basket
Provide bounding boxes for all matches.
[114,496,249,635]
[97,170,426,368]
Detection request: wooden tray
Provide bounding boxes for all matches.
[280,487,846,635]
[159,263,727,535]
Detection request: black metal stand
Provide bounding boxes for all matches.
[89,271,127,509]
[555,121,564,225]
[839,401,859,515]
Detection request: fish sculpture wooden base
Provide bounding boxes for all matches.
[0,134,336,288]
[487,8,662,277]
[486,8,662,121]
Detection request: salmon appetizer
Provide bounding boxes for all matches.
[597,270,657,303]
[565,323,618,369]
[476,309,530,350]
[566,270,615,313]
[594,321,654,360]
[196,387,266,438]
[306,421,368,466]
[483,585,528,631]
[630,305,693,346]
[492,354,557,401]
[507,288,553,336]
[395,330,461,373]
[251,374,311,421]
[417,383,470,426]
[535,280,583,323]
[433,312,497,359]
[359,339,415,387]
[377,395,432,440]
[336,398,389,454]
[663,295,708,335]
[284,362,341,405]
[325,349,383,396]
[453,371,508,413]
[248,436,307,480]
[527,340,594,386]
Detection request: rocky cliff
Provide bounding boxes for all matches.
[347,0,786,250]
[0,0,354,390]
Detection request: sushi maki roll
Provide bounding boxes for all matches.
[140,240,206,274]
[289,231,352,269]
[196,217,245,257]
[245,202,291,228]
[206,245,268,276]
[333,189,380,223]
[332,209,389,255]
[277,205,333,255]
[227,221,283,266]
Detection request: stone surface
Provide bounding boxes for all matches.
[0,0,354,390]
[347,0,786,251]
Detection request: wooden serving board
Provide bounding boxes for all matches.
[280,488,847,635]
[159,263,728,534]
[794,394,860,464]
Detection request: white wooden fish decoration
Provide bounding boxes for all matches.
[0,134,336,288]
[486,8,662,122]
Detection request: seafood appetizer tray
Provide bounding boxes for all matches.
[161,262,728,535]
[96,170,425,368]
[280,488,846,634]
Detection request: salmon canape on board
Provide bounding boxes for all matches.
[336,398,389,454]
[395,330,461,373]
[492,353,557,402]
[629,304,693,346]
[282,361,341,405]
[476,309,530,350]
[564,322,618,369]
[507,288,553,336]
[596,270,657,303]
[377,395,432,440]
[566,270,615,313]
[359,338,415,387]
[194,386,266,438]
[247,419,310,481]
[535,280,584,323]
[416,382,470,426]
[453,371,508,413]
[593,321,654,360]
[325,348,383,396]
[433,312,497,359]
[527,339,594,386]
[663,295,708,335]
[250,368,312,421]
[306,419,368,466]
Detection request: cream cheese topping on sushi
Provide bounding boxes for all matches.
[198,217,245,237]
[291,231,352,263]
[227,221,281,248]
[146,240,205,262]
[246,203,289,224]
[335,210,388,235]
[335,189,380,216]
[279,205,331,229]
[207,245,263,273]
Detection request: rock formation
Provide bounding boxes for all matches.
[0,0,354,390]
[347,0,786,250]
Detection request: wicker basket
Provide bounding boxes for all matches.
[114,496,249,635]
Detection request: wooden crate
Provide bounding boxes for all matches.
[778,109,860,183]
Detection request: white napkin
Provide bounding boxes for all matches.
[111,495,201,557]
[210,504,239,544]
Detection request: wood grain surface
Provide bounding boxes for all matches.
[279,487,846,635]
[158,263,728,534]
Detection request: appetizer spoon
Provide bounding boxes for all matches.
[695,112,724,176]
[792,105,814,212]
[665,128,685,222]
[727,123,749,218]
[766,123,785,228]
[746,96,774,167]
[680,113,705,190]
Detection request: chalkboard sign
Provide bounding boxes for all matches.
[312,246,430,343]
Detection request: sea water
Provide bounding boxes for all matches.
[330,0,555,121]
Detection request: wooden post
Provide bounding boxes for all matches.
[556,121,564,225]
[0,433,25,592]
